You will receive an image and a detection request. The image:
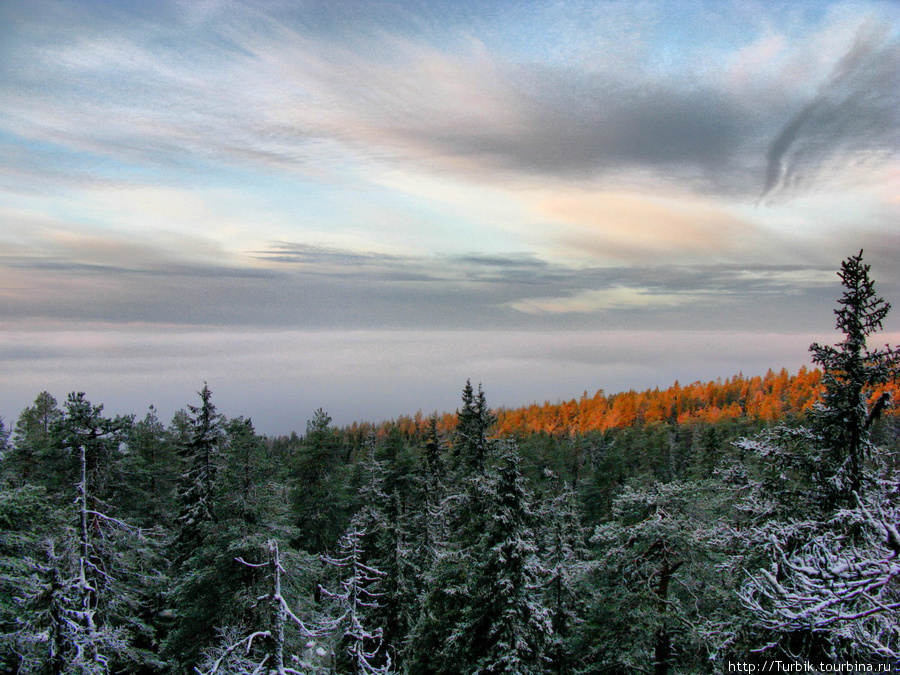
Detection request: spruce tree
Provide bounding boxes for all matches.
[808,250,900,505]
[539,485,585,675]
[290,409,348,554]
[736,251,900,660]
[463,448,551,675]
[2,393,162,673]
[319,523,392,675]
[354,428,418,670]
[172,383,223,558]
[453,380,496,476]
[165,384,229,670]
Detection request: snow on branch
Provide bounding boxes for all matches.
[741,494,900,657]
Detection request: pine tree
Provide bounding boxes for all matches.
[4,392,64,491]
[0,481,60,671]
[585,479,742,674]
[120,406,178,529]
[408,420,551,675]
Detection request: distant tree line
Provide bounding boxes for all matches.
[1,251,898,673]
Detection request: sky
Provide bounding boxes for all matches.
[2,0,899,434]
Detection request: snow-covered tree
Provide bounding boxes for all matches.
[352,430,419,671]
[805,252,899,506]
[584,479,744,674]
[464,447,552,675]
[538,484,586,675]
[318,523,392,675]
[167,394,303,672]
[407,384,499,675]
[408,443,551,675]
[172,383,224,560]
[2,393,163,673]
[0,482,61,671]
[196,539,323,675]
[735,251,900,660]
[740,488,900,659]
[420,414,448,556]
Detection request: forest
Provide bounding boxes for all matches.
[1,251,899,674]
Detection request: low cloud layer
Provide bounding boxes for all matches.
[0,233,874,333]
[5,328,879,434]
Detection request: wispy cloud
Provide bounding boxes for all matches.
[761,20,900,200]
[0,224,852,333]
[507,286,708,315]
[1,1,896,199]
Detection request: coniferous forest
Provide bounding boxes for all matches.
[2,252,899,673]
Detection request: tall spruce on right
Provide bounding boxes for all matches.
[808,250,899,507]
[736,251,900,661]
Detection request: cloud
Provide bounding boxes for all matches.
[1,0,896,201]
[507,285,707,314]
[0,218,853,335]
[761,20,900,200]
[530,190,765,264]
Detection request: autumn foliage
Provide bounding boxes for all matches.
[495,367,825,436]
[346,367,900,443]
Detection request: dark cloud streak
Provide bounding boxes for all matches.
[0,239,855,333]
[762,21,900,199]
